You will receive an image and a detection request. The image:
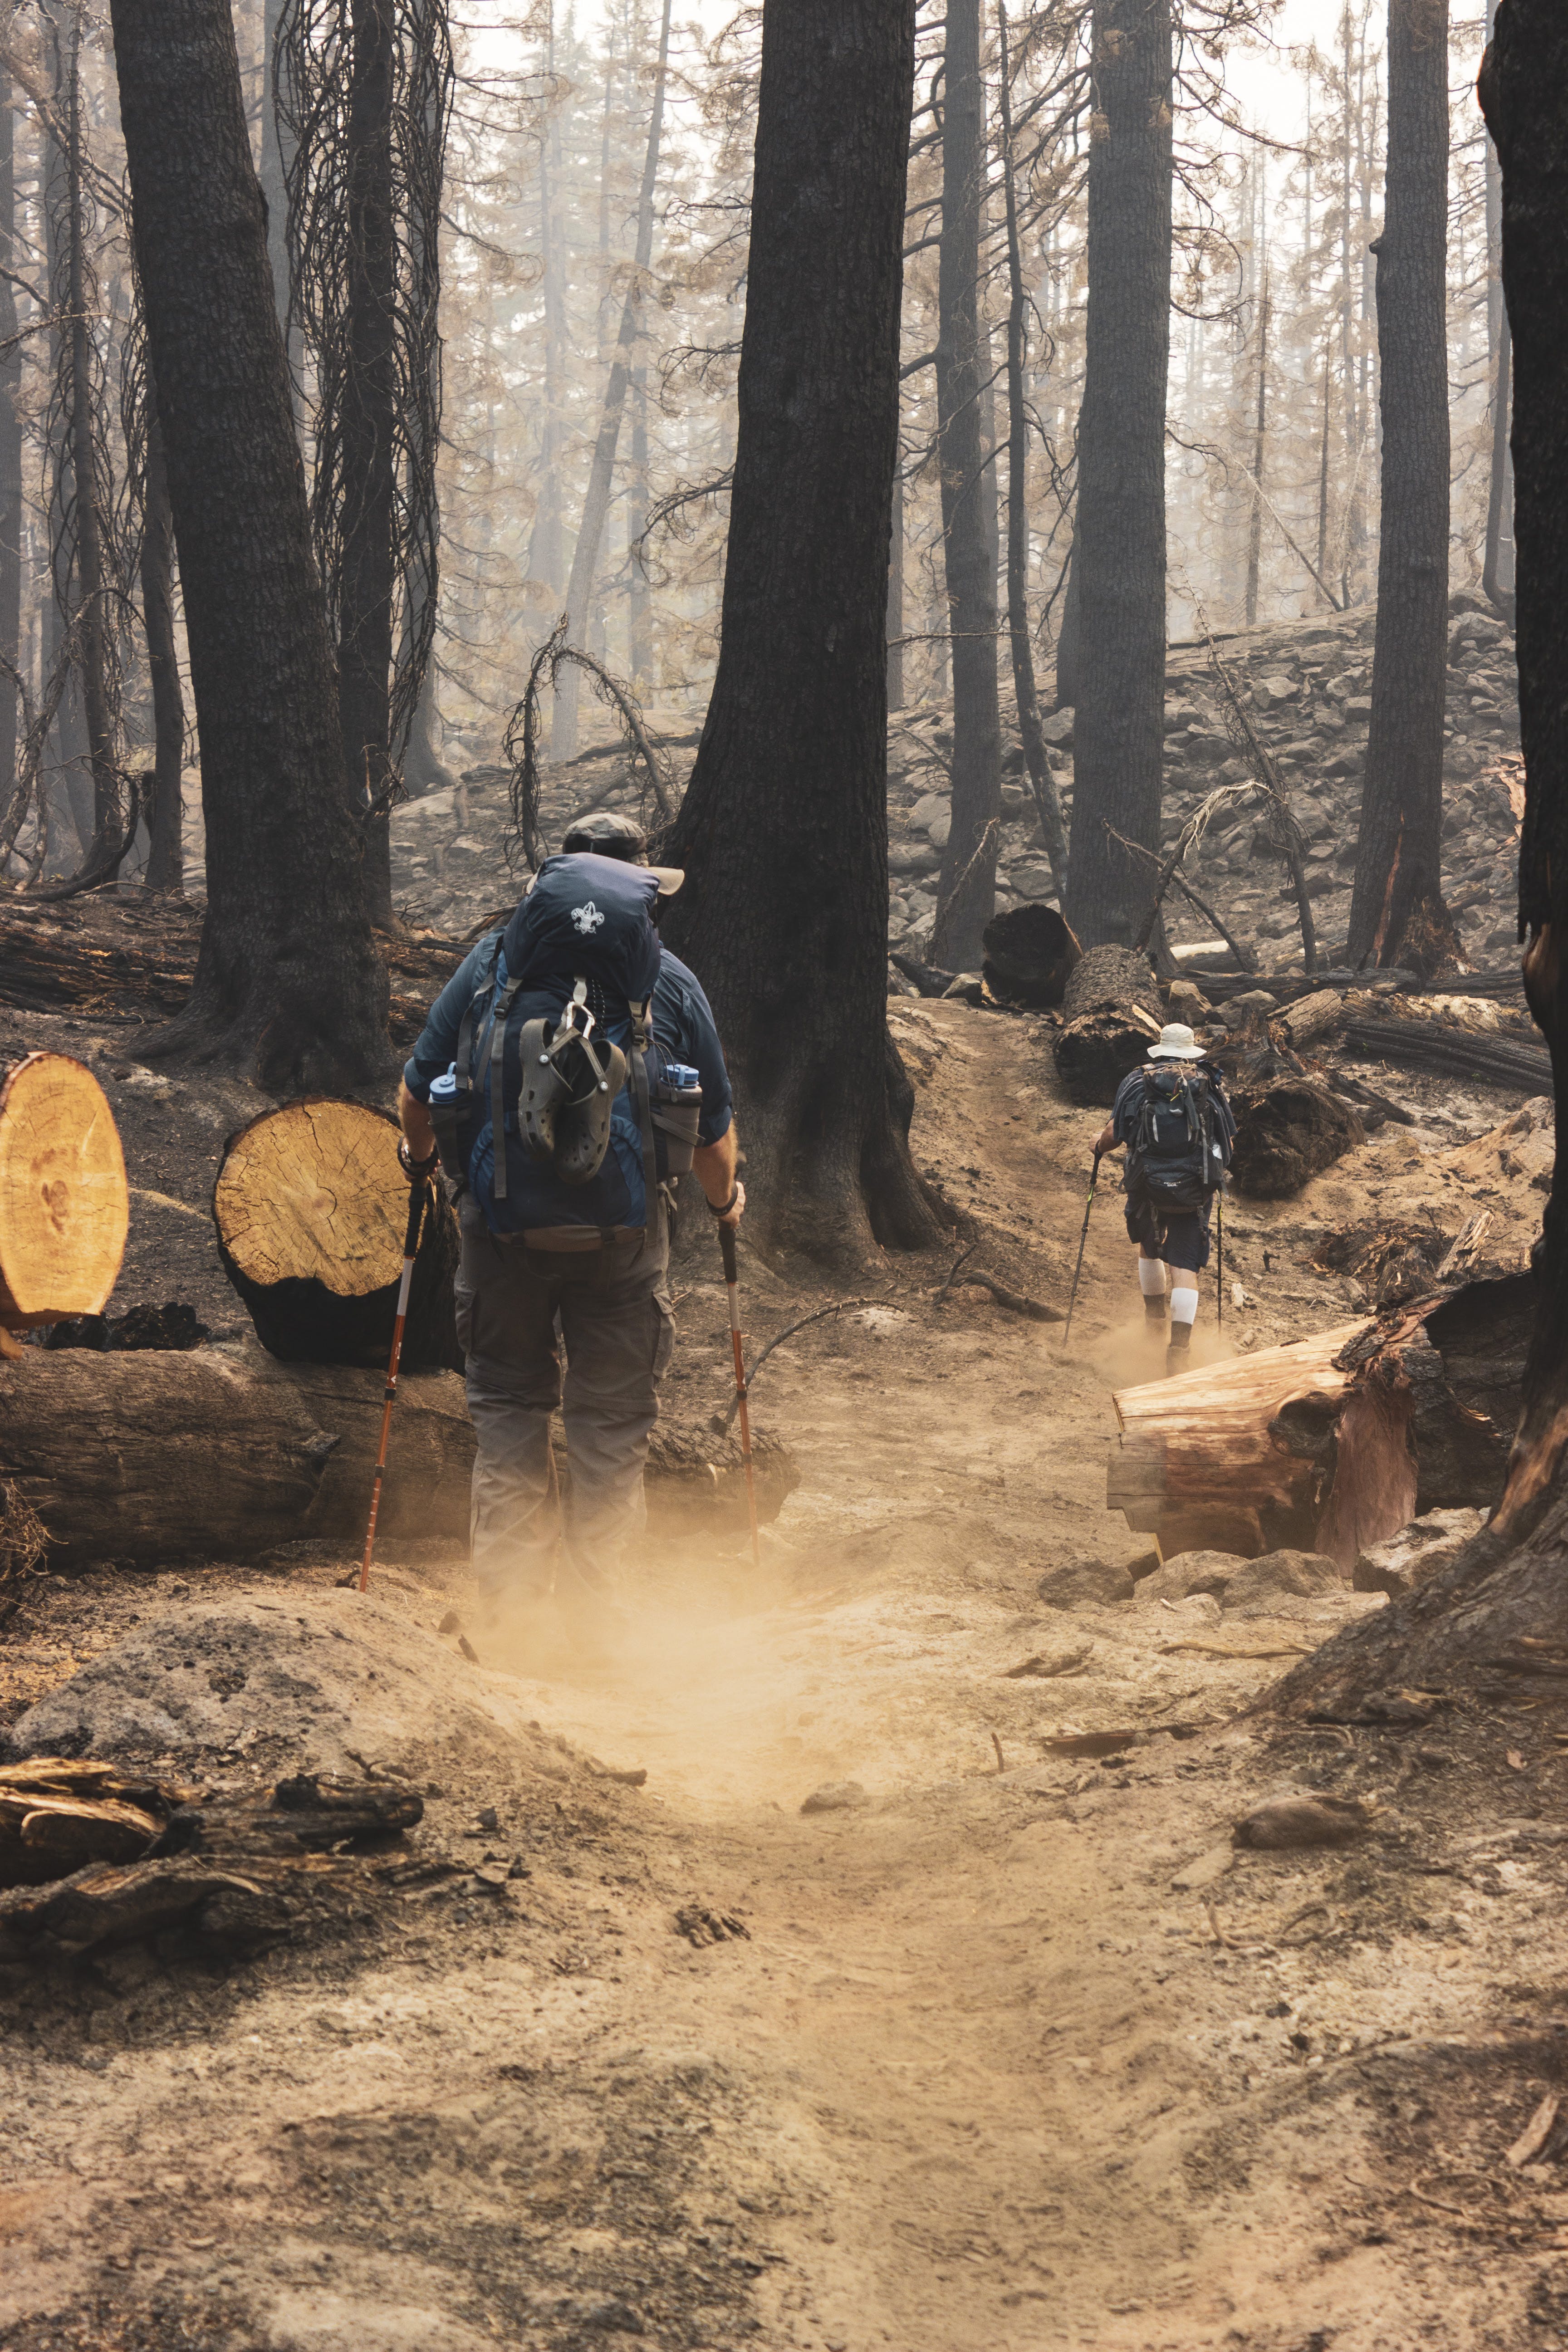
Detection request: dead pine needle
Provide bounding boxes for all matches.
[991,1731,1005,1775]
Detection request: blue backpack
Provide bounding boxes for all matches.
[429,855,700,1236]
[1126,1064,1230,1214]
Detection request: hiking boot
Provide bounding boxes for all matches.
[1166,1326,1194,1376]
[1144,1294,1168,1323]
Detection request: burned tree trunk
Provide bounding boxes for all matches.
[551,0,673,762]
[139,397,185,892]
[661,0,940,1259]
[928,0,1001,970]
[213,1098,461,1368]
[107,0,390,1091]
[1062,0,1173,949]
[996,0,1067,904]
[1346,0,1451,970]
[0,61,19,831]
[1267,0,1568,1719]
[336,0,399,928]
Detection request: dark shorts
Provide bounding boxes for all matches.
[1125,1196,1211,1273]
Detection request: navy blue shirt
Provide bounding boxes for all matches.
[405,931,734,1234]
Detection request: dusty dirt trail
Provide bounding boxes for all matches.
[2,1000,1566,2351]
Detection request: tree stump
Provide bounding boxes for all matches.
[0,1054,128,1331]
[1229,1078,1365,1198]
[981,905,1082,1008]
[213,1098,461,1370]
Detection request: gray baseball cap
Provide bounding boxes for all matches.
[561,807,684,896]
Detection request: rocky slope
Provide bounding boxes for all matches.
[362,596,1523,969]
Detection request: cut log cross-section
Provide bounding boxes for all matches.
[0,1053,128,1331]
[1108,1327,1362,1563]
[214,1098,461,1370]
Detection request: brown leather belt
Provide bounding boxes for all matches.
[519,1225,644,1253]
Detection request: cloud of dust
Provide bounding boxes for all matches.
[470,1505,890,1816]
[1083,1311,1239,1393]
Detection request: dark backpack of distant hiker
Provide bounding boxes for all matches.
[1126,1064,1230,1214]
[426,853,701,1239]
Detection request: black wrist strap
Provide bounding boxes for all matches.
[708,1182,739,1217]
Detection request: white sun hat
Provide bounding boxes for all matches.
[1148,1022,1207,1062]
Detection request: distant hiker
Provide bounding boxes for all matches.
[398,807,741,1653]
[1093,1022,1235,1374]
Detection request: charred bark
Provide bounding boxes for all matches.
[0,60,19,827]
[928,0,1001,970]
[108,0,390,1091]
[661,0,941,1260]
[139,397,184,892]
[1063,0,1173,950]
[1273,0,1568,1716]
[1346,0,1450,970]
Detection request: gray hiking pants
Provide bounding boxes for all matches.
[454,1197,674,1610]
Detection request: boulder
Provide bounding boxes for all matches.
[1134,1548,1247,1605]
[1036,1555,1138,1610]
[1220,989,1279,1030]
[1352,1508,1487,1598]
[1219,1548,1344,1612]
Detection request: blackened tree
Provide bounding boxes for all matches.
[1346,0,1450,971]
[662,0,941,1262]
[1062,0,1174,951]
[929,0,1001,971]
[108,0,390,1090]
[1276,0,1568,1714]
[279,0,452,929]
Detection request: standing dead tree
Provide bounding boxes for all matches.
[44,5,128,879]
[549,0,673,763]
[278,0,453,927]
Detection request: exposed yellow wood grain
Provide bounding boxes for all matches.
[0,1053,127,1326]
[213,1098,406,1295]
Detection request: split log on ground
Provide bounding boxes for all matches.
[1108,1276,1531,1567]
[0,1054,127,1330]
[214,1098,462,1370]
[1109,1326,1363,1562]
[980,904,1081,1008]
[1229,1077,1365,1198]
[0,1342,797,1566]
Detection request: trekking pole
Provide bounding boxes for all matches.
[1216,1188,1225,1331]
[359,1167,430,1594]
[1061,1149,1101,1352]
[719,1221,762,1571]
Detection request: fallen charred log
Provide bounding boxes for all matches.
[0,1342,797,1566]
[980,904,1081,1008]
[1229,1076,1365,1198]
[1339,1016,1553,1095]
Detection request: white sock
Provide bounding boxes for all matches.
[1137,1258,1167,1297]
[1170,1284,1199,1332]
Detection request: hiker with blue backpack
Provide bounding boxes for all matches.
[396,808,741,1653]
[1093,1021,1235,1374]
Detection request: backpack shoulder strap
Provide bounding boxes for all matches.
[626,996,660,1247]
[455,933,504,1098]
[486,956,527,1203]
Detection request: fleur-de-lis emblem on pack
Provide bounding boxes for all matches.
[571,901,606,936]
